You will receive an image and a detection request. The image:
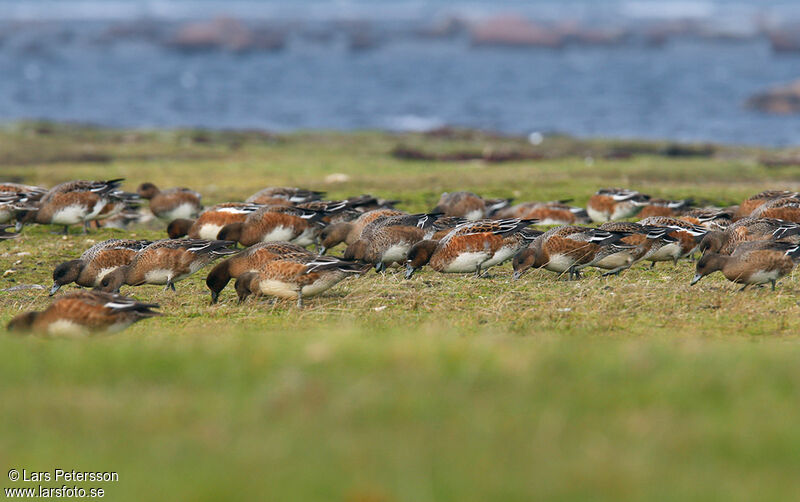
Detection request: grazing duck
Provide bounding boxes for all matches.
[512,225,629,280]
[698,218,800,255]
[0,183,45,225]
[586,188,650,223]
[404,219,539,279]
[205,241,314,303]
[344,213,449,272]
[318,209,405,254]
[167,202,262,239]
[680,208,733,231]
[137,182,203,221]
[97,239,236,293]
[637,198,693,219]
[7,291,161,335]
[432,191,512,221]
[734,190,799,220]
[234,255,368,307]
[50,239,152,295]
[690,241,800,291]
[25,179,126,233]
[493,200,589,225]
[637,216,708,266]
[218,202,346,248]
[246,187,325,205]
[598,222,677,275]
[750,196,800,223]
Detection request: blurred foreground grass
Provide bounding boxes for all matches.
[1,123,800,501]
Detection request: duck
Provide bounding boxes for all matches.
[50,239,152,295]
[137,182,203,221]
[637,216,708,266]
[344,213,451,272]
[512,225,629,280]
[679,208,733,231]
[217,202,346,248]
[167,202,263,239]
[698,218,800,255]
[0,183,46,225]
[23,179,126,233]
[432,191,512,221]
[750,196,800,223]
[597,222,678,275]
[586,188,650,223]
[734,190,799,220]
[97,239,236,293]
[205,241,314,303]
[318,208,406,254]
[7,291,161,335]
[690,240,800,291]
[404,219,539,279]
[637,198,693,219]
[246,187,325,205]
[492,200,589,225]
[234,255,368,307]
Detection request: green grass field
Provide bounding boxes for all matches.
[1,123,800,501]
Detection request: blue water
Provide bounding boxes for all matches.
[0,1,799,145]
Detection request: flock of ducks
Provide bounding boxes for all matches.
[2,180,800,335]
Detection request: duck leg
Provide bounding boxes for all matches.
[63,225,70,235]
[82,221,89,234]
[771,280,776,291]
[738,284,748,292]
[296,291,304,309]
[164,281,176,292]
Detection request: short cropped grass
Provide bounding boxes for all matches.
[1,123,800,501]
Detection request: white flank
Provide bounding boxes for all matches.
[594,251,634,269]
[544,254,576,273]
[586,206,609,223]
[482,246,517,268]
[262,225,296,243]
[647,242,682,262]
[160,203,198,221]
[47,319,86,336]
[257,278,300,299]
[382,243,412,264]
[443,251,490,273]
[197,224,224,240]
[51,205,87,225]
[464,209,484,221]
[746,269,781,285]
[611,203,640,220]
[144,269,173,284]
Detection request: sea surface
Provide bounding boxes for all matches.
[0,0,798,145]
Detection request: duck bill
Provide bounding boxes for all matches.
[512,270,522,281]
[690,273,703,286]
[404,264,416,280]
[318,246,327,255]
[49,283,61,296]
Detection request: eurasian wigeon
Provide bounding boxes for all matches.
[637,198,693,219]
[512,225,629,280]
[246,187,325,205]
[680,208,733,231]
[432,191,512,221]
[698,217,800,255]
[7,291,161,335]
[50,239,152,295]
[637,216,708,266]
[750,196,800,223]
[97,239,236,292]
[218,202,347,247]
[691,240,800,291]
[205,241,314,303]
[234,255,368,307]
[404,219,539,279]
[344,213,450,272]
[586,188,650,223]
[26,179,126,233]
[318,208,406,254]
[493,200,589,225]
[167,202,262,239]
[137,182,203,221]
[734,190,799,220]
